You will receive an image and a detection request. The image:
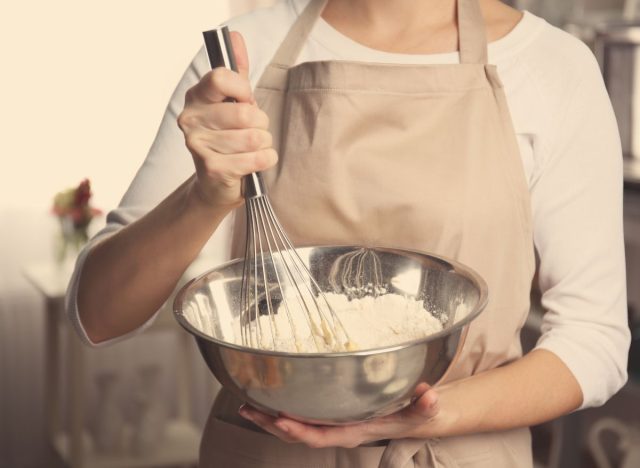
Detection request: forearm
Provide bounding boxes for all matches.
[77,175,236,343]
[418,349,583,438]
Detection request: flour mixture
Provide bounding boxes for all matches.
[236,293,444,352]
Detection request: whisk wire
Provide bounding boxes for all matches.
[253,199,279,350]
[256,197,303,350]
[263,201,353,350]
[250,203,261,348]
[257,197,318,352]
[240,210,250,347]
[239,195,354,351]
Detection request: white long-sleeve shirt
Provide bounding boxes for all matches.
[66,0,630,409]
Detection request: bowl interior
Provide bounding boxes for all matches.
[175,246,487,354]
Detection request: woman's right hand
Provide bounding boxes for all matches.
[178,31,277,209]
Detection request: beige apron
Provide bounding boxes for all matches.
[200,0,536,466]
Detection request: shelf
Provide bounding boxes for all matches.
[53,420,199,468]
[24,260,76,299]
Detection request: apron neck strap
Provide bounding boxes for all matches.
[266,0,488,68]
[269,0,328,68]
[457,0,488,64]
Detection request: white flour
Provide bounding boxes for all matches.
[237,293,444,352]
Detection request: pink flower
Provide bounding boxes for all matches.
[52,179,102,228]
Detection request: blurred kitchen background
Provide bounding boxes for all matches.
[2,0,640,467]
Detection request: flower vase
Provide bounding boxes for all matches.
[51,178,100,267]
[54,215,88,268]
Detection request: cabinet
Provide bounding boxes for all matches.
[24,261,205,468]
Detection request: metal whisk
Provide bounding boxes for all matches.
[203,27,354,352]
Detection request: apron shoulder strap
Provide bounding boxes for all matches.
[458,0,489,64]
[267,0,327,69]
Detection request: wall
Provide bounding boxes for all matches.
[0,1,228,212]
[0,2,229,467]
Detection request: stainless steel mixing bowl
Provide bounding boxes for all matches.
[173,246,488,425]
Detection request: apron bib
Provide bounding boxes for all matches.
[201,0,536,466]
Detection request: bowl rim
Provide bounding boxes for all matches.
[173,245,489,358]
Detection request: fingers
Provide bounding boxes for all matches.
[239,406,365,449]
[273,419,365,449]
[211,128,273,154]
[189,146,278,180]
[179,103,269,132]
[186,31,251,104]
[237,385,441,450]
[179,102,274,175]
[190,67,253,104]
[239,406,298,444]
[215,103,270,130]
[187,127,272,155]
[407,387,439,419]
[185,31,253,104]
[177,29,274,208]
[413,382,431,398]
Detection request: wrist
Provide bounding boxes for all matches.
[187,175,243,214]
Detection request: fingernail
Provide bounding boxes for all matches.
[238,407,252,420]
[275,421,289,433]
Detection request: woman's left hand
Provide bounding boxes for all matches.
[238,383,440,448]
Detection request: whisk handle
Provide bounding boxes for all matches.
[203,27,238,75]
[202,27,267,199]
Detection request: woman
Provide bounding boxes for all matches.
[68,0,630,466]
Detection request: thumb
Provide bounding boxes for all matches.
[402,385,439,420]
[411,389,439,418]
[229,31,250,78]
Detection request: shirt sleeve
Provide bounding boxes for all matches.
[532,45,630,408]
[65,46,234,346]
